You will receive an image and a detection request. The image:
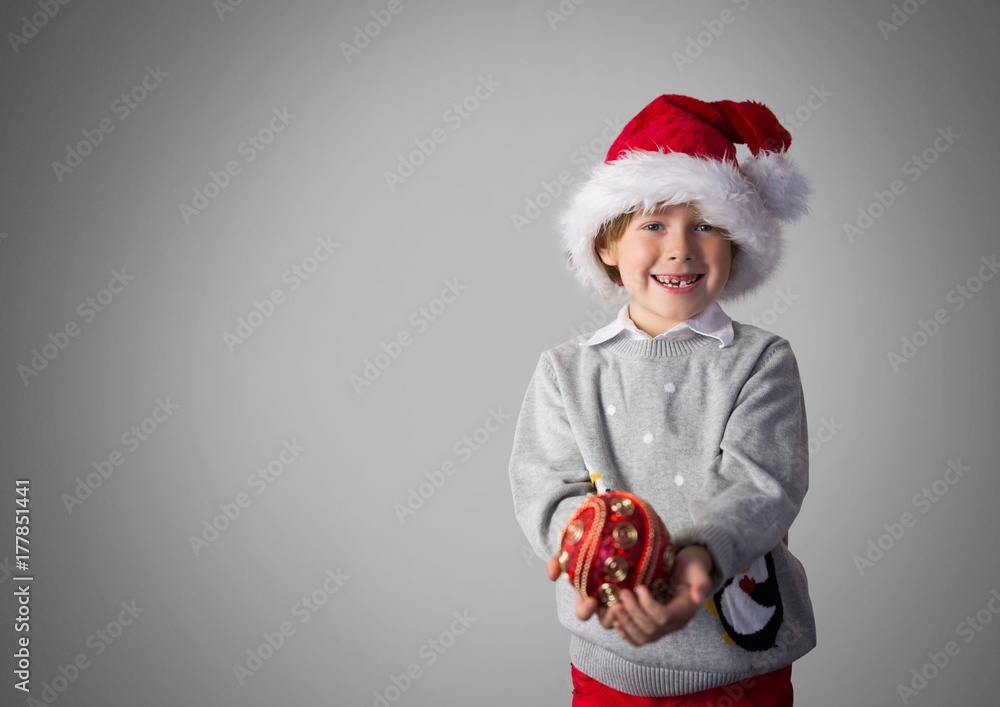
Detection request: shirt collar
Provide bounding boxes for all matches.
[580,300,734,348]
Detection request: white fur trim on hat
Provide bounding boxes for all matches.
[560,150,810,302]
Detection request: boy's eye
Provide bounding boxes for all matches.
[641,222,717,232]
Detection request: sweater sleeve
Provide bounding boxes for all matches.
[671,342,810,591]
[508,352,595,561]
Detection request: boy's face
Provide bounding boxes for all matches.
[598,203,732,338]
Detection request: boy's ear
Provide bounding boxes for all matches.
[597,243,617,267]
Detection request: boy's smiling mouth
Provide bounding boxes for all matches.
[652,273,703,290]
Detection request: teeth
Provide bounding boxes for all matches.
[655,274,700,287]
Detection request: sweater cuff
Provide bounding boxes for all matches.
[671,524,734,594]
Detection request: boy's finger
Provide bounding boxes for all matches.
[617,589,656,636]
[634,585,670,619]
[611,604,648,646]
[598,604,617,629]
[661,593,698,630]
[546,555,561,581]
[575,596,599,621]
[686,568,711,603]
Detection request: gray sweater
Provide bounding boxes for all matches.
[508,323,816,697]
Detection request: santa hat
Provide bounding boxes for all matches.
[560,94,810,302]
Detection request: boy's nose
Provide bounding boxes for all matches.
[663,234,696,261]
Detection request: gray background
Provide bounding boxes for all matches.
[2,1,999,705]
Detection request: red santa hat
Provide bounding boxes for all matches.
[560,94,810,302]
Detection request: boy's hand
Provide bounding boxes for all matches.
[608,545,713,646]
[546,544,713,641]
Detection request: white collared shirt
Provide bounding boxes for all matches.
[580,300,734,348]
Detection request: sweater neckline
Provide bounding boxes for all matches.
[603,331,717,358]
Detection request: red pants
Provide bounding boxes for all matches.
[571,664,793,706]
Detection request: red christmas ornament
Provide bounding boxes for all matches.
[558,491,676,606]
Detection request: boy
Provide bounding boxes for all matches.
[508,95,816,705]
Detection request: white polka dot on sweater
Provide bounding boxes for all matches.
[664,382,676,393]
[643,432,653,444]
[606,404,616,416]
[674,474,684,486]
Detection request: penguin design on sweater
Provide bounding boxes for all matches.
[705,552,783,652]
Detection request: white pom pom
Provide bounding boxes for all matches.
[740,152,811,223]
